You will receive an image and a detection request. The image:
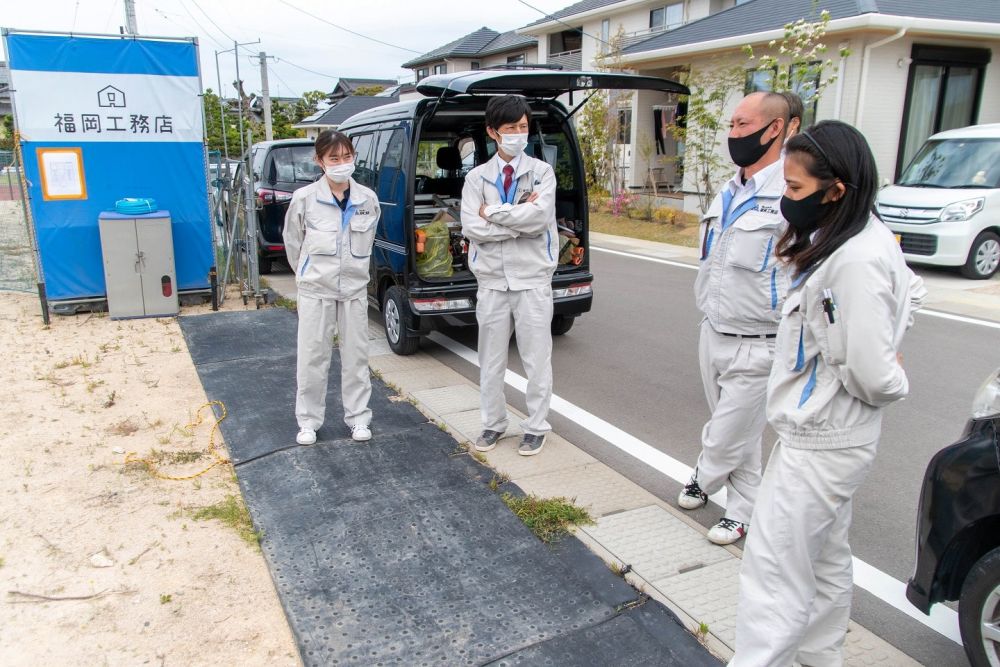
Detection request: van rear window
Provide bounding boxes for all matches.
[268,146,323,185]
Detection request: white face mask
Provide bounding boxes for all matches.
[497,132,529,157]
[325,162,354,183]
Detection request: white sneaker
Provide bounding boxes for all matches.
[296,428,317,445]
[707,517,747,545]
[351,424,372,442]
[677,477,708,510]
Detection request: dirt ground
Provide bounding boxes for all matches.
[0,290,299,666]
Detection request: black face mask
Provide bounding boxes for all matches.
[780,189,828,235]
[728,120,779,168]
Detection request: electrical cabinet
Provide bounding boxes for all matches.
[98,211,179,319]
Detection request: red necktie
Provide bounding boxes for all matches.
[503,164,514,195]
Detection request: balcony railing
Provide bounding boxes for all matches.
[618,23,684,49]
[547,49,582,71]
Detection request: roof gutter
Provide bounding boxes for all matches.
[616,14,999,66]
[854,28,907,129]
[516,0,652,35]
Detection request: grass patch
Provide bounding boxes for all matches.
[159,593,172,604]
[488,472,510,491]
[147,449,205,465]
[192,495,261,546]
[273,296,297,311]
[589,211,700,248]
[500,493,593,543]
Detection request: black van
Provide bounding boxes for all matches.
[337,70,687,355]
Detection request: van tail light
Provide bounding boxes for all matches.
[265,245,284,251]
[257,188,293,204]
[552,283,592,299]
[161,275,173,297]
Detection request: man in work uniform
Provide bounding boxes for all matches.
[460,94,559,457]
[680,91,791,545]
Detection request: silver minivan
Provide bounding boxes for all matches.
[877,124,1000,279]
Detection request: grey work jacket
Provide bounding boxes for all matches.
[766,218,927,450]
[695,161,789,335]
[282,177,380,301]
[460,153,558,291]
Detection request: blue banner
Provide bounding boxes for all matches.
[6,33,211,299]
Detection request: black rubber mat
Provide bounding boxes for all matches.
[182,310,426,464]
[179,309,721,666]
[484,601,716,665]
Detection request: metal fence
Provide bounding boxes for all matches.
[0,146,38,294]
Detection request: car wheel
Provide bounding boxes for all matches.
[961,231,1000,280]
[959,545,1000,667]
[551,314,575,336]
[383,286,420,356]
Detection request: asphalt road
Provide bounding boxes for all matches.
[419,247,997,666]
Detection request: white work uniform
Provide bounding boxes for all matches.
[282,176,379,432]
[460,151,558,436]
[730,217,926,667]
[692,159,788,524]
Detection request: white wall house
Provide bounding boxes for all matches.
[519,0,1000,213]
[402,27,539,83]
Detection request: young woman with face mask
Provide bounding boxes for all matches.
[729,120,926,667]
[282,130,381,446]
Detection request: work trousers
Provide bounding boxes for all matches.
[295,293,372,431]
[476,285,553,436]
[730,439,878,667]
[695,319,773,524]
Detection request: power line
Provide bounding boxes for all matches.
[187,0,236,43]
[71,1,81,32]
[276,0,423,55]
[516,0,611,47]
[103,0,120,32]
[274,57,338,80]
[174,0,227,49]
[266,64,300,100]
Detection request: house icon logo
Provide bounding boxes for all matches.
[97,85,126,108]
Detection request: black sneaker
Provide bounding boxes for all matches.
[518,433,546,457]
[475,429,503,452]
[678,477,708,510]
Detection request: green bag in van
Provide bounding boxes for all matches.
[415,220,453,279]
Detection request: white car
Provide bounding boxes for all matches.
[877,124,1000,279]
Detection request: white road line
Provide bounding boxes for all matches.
[428,330,963,645]
[591,245,698,270]
[593,244,1000,330]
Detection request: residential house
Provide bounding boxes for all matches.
[520,0,1000,213]
[328,78,398,103]
[402,27,539,82]
[0,62,11,117]
[293,95,399,139]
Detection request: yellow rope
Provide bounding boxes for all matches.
[124,401,231,481]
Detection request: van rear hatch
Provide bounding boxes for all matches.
[416,70,689,98]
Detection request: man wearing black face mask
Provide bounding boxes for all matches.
[680,92,790,546]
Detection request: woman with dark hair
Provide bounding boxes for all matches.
[729,120,926,666]
[282,130,380,445]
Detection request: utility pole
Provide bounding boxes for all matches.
[213,50,230,158]
[231,39,260,158]
[123,0,139,35]
[258,51,275,141]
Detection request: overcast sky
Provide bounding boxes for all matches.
[3,0,571,99]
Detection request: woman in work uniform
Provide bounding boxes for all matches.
[283,130,380,445]
[729,120,926,666]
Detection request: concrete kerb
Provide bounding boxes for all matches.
[268,280,920,667]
